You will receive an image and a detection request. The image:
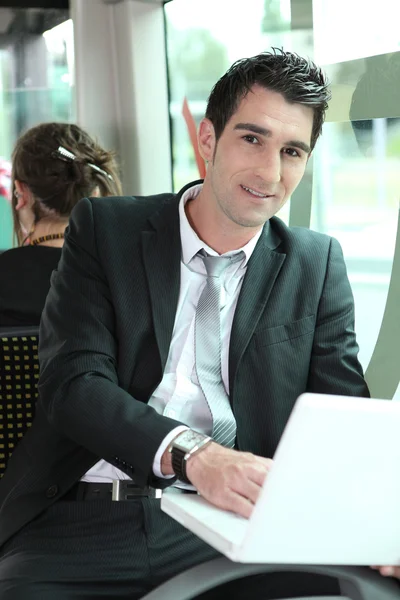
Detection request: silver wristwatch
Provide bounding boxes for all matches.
[169,430,212,484]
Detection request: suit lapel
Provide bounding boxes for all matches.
[141,185,286,397]
[229,222,286,395]
[141,198,182,370]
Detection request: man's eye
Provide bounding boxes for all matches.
[284,148,300,157]
[243,135,258,144]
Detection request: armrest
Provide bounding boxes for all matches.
[0,326,39,336]
[141,558,400,600]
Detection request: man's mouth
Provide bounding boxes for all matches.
[241,185,272,198]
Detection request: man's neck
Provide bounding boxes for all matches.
[184,190,262,255]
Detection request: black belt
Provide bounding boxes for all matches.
[62,481,197,502]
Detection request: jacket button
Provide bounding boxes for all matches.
[45,484,59,499]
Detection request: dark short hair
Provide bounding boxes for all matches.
[205,47,331,151]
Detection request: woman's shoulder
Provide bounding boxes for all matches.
[0,246,62,280]
[0,246,62,327]
[0,245,62,262]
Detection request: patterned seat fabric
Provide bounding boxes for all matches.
[0,328,39,477]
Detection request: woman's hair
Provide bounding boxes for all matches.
[11,122,122,244]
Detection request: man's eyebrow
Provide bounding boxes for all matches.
[233,122,311,155]
[285,139,311,155]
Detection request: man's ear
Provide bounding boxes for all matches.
[14,180,34,210]
[197,118,216,163]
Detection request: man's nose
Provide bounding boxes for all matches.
[254,153,281,184]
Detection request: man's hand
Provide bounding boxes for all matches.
[371,566,400,578]
[185,442,272,519]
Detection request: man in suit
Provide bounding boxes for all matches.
[0,49,369,599]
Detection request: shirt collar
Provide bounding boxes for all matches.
[179,183,263,267]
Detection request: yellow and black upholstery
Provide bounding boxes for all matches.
[0,327,39,478]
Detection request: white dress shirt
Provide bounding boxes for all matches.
[82,184,262,483]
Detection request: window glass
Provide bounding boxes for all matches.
[0,7,74,250]
[165,0,400,399]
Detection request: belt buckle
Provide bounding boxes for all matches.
[111,480,162,501]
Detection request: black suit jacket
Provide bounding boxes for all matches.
[0,182,369,547]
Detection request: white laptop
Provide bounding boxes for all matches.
[161,393,400,565]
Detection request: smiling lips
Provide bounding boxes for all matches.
[241,185,273,199]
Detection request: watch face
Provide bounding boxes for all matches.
[174,430,207,452]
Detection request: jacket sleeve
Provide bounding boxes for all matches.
[38,197,182,488]
[307,237,370,398]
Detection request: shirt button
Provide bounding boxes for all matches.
[45,484,59,499]
[167,409,177,418]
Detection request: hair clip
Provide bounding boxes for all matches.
[53,146,114,182]
[54,146,76,162]
[87,162,114,181]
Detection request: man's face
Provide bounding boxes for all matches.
[199,85,314,230]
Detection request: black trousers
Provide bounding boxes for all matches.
[0,497,340,599]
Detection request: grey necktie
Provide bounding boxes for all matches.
[195,251,243,448]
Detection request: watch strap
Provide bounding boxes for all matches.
[171,447,190,484]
